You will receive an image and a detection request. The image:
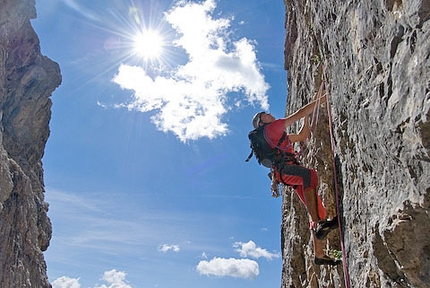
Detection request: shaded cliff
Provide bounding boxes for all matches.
[281,0,429,287]
[0,0,61,287]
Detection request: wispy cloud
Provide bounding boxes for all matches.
[196,257,259,279]
[45,189,188,259]
[233,240,280,260]
[45,189,234,259]
[62,0,99,21]
[112,0,269,142]
[158,244,180,253]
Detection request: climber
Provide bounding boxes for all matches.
[252,94,340,266]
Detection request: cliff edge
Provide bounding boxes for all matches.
[0,0,61,287]
[281,0,429,287]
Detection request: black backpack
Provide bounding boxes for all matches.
[245,125,295,168]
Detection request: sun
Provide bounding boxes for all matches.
[132,29,164,60]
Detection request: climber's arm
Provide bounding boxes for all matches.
[289,116,310,143]
[283,94,326,129]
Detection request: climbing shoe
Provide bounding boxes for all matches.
[314,216,339,240]
[314,255,341,266]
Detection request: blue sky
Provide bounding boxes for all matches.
[32,0,288,287]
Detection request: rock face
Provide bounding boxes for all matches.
[281,0,429,287]
[0,0,61,287]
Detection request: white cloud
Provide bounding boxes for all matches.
[234,240,280,260]
[112,0,269,142]
[196,257,259,279]
[95,269,132,288]
[52,270,131,288]
[158,243,180,253]
[52,276,81,288]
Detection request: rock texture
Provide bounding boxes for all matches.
[281,0,429,287]
[0,0,61,287]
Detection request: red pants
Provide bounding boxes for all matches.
[275,164,327,223]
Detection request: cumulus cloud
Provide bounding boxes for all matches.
[234,240,280,260]
[158,243,180,253]
[95,269,132,288]
[52,270,131,288]
[112,0,269,142]
[196,257,259,279]
[52,276,81,288]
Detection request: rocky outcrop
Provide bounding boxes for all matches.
[0,0,61,287]
[281,0,429,287]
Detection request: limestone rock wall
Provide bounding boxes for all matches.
[0,0,61,287]
[281,0,430,287]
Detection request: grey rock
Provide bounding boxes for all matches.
[0,0,61,287]
[282,0,429,287]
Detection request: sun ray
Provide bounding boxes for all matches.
[65,1,190,83]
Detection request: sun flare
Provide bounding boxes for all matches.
[133,30,164,60]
